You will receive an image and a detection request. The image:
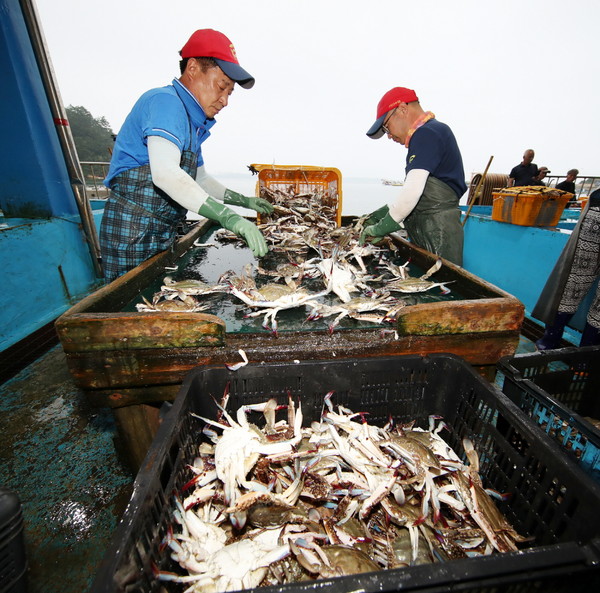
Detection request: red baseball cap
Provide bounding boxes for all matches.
[180,29,255,89]
[366,87,419,138]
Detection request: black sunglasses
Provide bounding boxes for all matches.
[381,108,397,135]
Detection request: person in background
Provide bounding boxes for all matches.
[508,149,538,187]
[532,188,600,349]
[556,168,579,194]
[360,87,466,266]
[100,29,271,282]
[531,166,550,186]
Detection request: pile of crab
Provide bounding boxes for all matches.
[157,393,528,592]
[136,188,453,334]
[255,185,340,255]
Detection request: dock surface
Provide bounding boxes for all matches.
[0,346,132,592]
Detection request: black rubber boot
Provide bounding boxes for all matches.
[579,323,600,347]
[535,311,572,351]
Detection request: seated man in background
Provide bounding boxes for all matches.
[530,166,550,186]
[556,168,579,194]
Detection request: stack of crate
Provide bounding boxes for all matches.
[498,345,600,482]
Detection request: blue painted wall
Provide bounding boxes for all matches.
[0,0,101,352]
[0,218,103,350]
[0,0,77,218]
[462,210,593,335]
[463,213,569,312]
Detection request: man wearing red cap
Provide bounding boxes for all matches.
[361,88,466,266]
[100,29,271,282]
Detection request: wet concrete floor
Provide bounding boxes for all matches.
[0,345,133,593]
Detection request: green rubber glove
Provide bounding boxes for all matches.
[364,204,389,227]
[223,189,274,215]
[360,212,402,244]
[198,197,268,257]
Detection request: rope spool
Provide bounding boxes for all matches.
[468,173,508,205]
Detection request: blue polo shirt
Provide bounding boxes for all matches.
[405,119,467,199]
[104,79,216,186]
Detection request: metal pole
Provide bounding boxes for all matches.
[462,156,494,227]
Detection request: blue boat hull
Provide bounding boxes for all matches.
[462,206,595,342]
[0,208,105,354]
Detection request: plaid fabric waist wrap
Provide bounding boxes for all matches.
[99,147,198,282]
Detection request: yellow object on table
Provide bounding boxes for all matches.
[492,186,573,227]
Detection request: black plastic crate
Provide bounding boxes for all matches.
[91,354,600,593]
[0,487,27,593]
[498,346,600,481]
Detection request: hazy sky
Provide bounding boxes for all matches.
[35,0,599,186]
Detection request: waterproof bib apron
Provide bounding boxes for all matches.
[403,176,464,266]
[100,136,198,282]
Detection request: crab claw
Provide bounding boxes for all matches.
[230,510,248,530]
[201,425,219,442]
[158,524,173,552]
[181,473,202,492]
[428,414,444,432]
[485,488,512,502]
[323,391,335,413]
[225,349,249,371]
[383,414,395,432]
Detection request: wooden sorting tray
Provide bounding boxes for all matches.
[56,219,524,468]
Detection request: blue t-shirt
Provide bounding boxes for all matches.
[405,119,467,199]
[104,79,216,186]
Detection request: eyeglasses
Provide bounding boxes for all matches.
[381,108,397,135]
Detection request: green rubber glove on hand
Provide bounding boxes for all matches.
[224,189,274,215]
[198,197,268,257]
[363,204,389,227]
[360,212,402,245]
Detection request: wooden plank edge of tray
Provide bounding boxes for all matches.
[56,220,213,317]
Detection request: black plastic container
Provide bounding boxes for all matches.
[0,487,27,593]
[498,345,600,482]
[91,354,600,593]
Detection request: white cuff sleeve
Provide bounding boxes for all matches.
[388,168,429,222]
[195,165,227,200]
[148,135,210,212]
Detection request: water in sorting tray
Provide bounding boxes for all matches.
[124,227,462,334]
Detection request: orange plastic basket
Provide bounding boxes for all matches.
[492,187,572,227]
[250,164,342,226]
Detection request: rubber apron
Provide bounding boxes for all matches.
[403,176,464,266]
[99,137,197,282]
